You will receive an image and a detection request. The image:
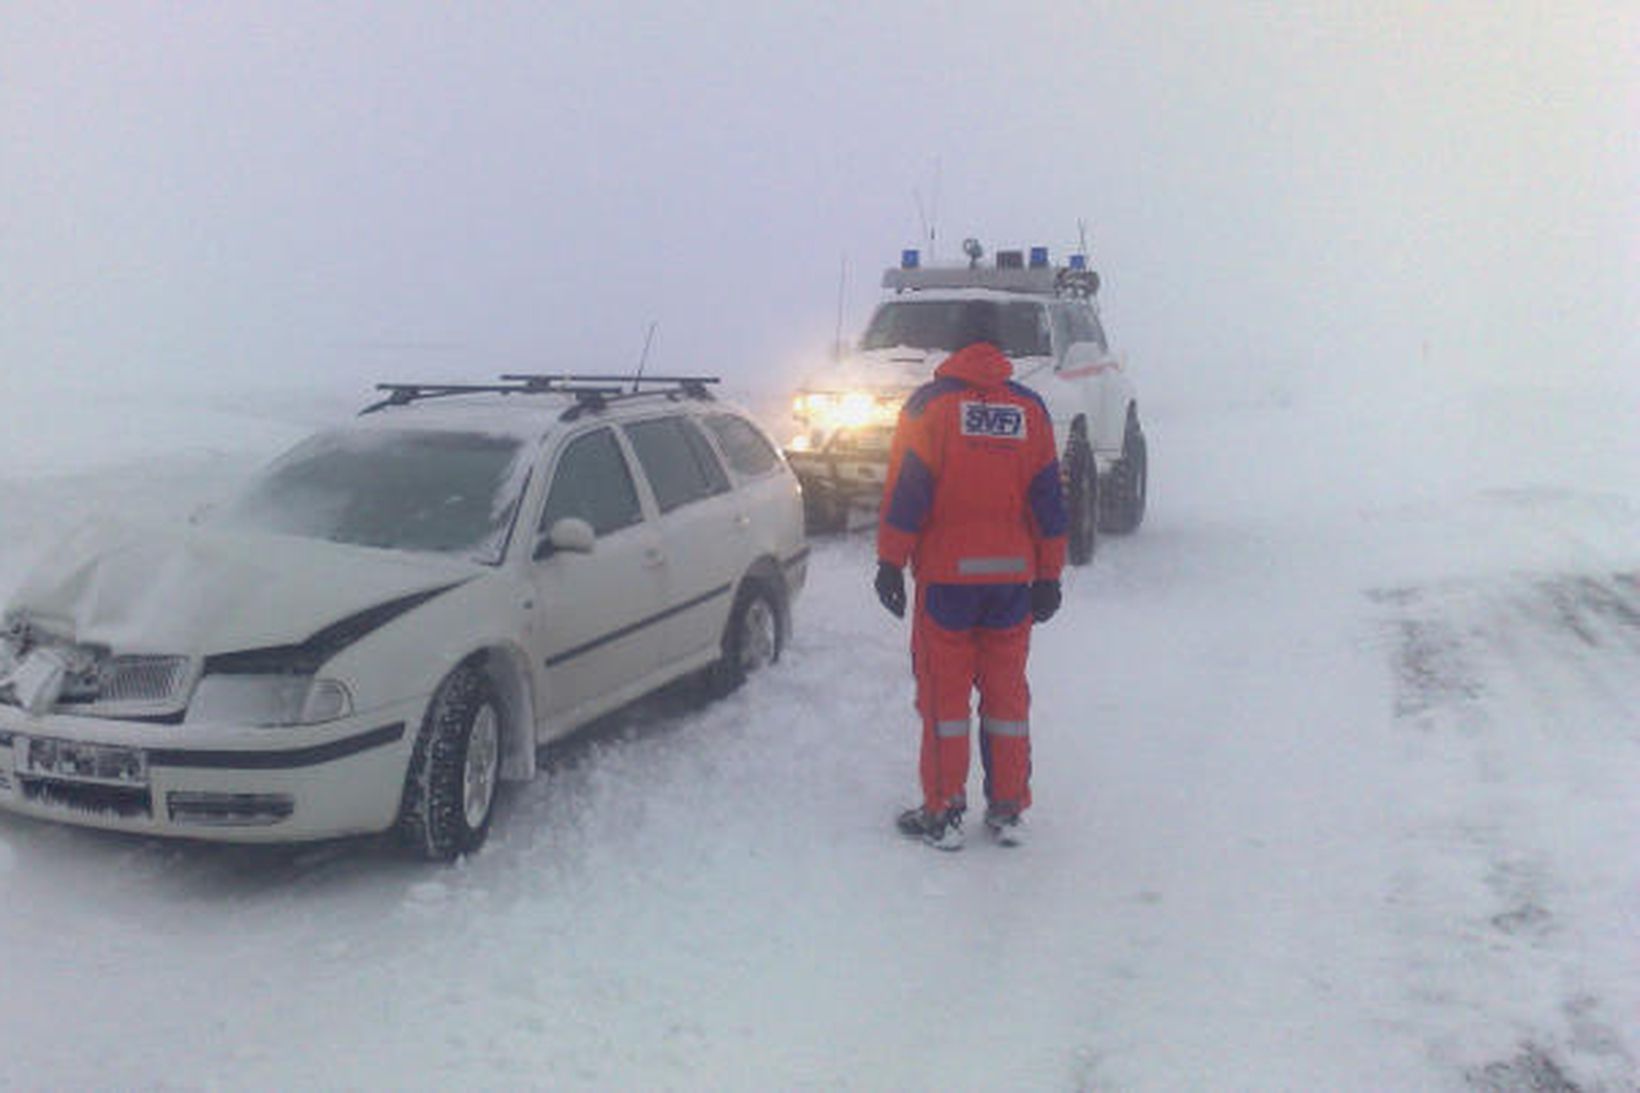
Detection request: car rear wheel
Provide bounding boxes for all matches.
[705,581,783,697]
[399,663,502,861]
[1100,409,1148,534]
[1064,429,1099,566]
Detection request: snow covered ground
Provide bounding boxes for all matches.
[1,362,1637,1091]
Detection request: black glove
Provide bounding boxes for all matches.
[874,562,906,618]
[1030,579,1061,624]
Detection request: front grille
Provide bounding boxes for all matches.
[20,776,153,818]
[50,653,193,717]
[98,657,190,704]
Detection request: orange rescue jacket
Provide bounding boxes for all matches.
[876,342,1068,584]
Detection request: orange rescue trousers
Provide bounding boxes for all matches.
[910,582,1033,817]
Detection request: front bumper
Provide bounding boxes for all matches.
[784,425,895,503]
[0,696,428,842]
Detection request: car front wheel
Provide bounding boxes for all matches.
[801,478,849,534]
[399,663,503,861]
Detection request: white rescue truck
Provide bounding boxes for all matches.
[784,242,1147,561]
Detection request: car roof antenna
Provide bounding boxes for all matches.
[632,320,658,392]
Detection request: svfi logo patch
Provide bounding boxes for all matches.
[960,402,1026,440]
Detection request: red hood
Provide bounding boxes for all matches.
[935,342,1013,389]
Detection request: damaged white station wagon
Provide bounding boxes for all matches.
[0,376,807,859]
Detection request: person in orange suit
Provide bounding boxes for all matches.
[875,301,1068,850]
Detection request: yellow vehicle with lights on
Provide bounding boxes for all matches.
[784,240,1147,562]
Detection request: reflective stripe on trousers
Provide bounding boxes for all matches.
[980,717,1029,738]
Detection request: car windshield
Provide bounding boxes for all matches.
[215,427,532,564]
[858,299,1051,357]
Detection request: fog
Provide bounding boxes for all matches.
[4,8,1640,1087]
[3,3,1636,410]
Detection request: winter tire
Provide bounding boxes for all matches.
[1100,408,1148,535]
[1064,428,1099,566]
[801,478,848,535]
[399,663,503,862]
[705,581,782,698]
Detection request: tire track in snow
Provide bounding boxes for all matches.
[1375,572,1640,1090]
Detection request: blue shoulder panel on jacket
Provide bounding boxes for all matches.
[1005,380,1050,414]
[904,376,969,418]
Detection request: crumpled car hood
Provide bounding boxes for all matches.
[6,517,479,658]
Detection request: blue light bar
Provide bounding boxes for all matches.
[901,249,920,269]
[1029,246,1049,268]
[1068,253,1087,270]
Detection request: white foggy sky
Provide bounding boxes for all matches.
[2,2,1635,402]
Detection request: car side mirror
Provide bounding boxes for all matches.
[535,517,596,560]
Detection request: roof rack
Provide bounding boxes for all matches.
[881,263,1100,299]
[359,374,720,419]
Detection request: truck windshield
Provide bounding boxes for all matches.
[215,428,530,564]
[859,299,1051,357]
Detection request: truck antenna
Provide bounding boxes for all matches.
[928,156,941,261]
[912,158,942,261]
[832,254,849,360]
[633,320,658,391]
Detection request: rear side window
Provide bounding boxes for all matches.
[624,416,731,513]
[702,413,780,477]
[539,427,643,537]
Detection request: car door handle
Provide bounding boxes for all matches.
[733,514,751,530]
[643,547,666,569]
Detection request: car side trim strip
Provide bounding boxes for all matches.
[544,583,734,669]
[149,722,406,770]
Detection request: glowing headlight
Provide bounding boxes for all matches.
[793,390,901,431]
[186,673,354,727]
[834,392,878,428]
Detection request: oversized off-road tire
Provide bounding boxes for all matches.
[1064,428,1099,566]
[399,663,503,862]
[1100,408,1148,535]
[801,478,848,535]
[704,580,783,698]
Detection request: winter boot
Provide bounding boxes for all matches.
[896,806,965,851]
[984,806,1026,848]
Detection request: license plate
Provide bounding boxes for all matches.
[22,736,148,786]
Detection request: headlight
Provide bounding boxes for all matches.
[834,392,878,428]
[792,390,901,431]
[186,673,354,727]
